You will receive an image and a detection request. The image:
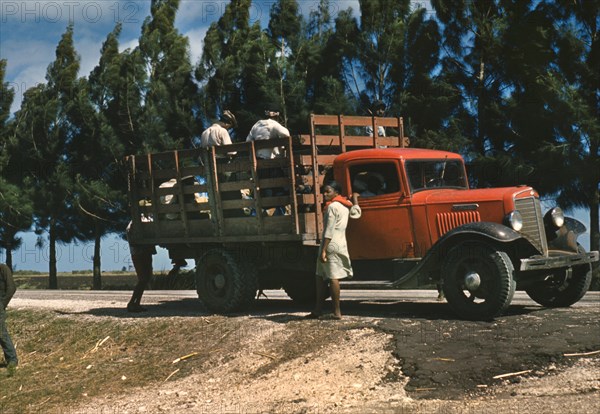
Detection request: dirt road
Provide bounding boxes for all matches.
[11,290,600,413]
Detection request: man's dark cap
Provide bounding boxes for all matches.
[220,110,237,127]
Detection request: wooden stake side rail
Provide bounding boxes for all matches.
[128,138,321,246]
[297,114,410,149]
[127,114,409,250]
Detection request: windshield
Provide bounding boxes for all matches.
[405,159,468,193]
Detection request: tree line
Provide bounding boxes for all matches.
[0,0,598,288]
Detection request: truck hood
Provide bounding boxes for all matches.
[411,186,537,206]
[410,186,539,246]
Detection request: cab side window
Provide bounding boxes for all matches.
[350,163,400,197]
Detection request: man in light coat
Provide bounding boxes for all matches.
[0,264,18,370]
[246,106,291,215]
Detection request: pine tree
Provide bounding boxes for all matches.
[138,0,198,151]
[537,1,599,284]
[311,7,358,116]
[12,25,82,288]
[70,25,131,289]
[0,59,34,270]
[266,0,304,128]
[431,0,512,157]
[555,1,599,271]
[196,0,255,134]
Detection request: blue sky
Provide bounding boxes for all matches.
[0,1,592,272]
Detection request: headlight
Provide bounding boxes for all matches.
[544,207,564,229]
[506,211,523,232]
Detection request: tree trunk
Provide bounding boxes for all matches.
[93,219,102,290]
[5,248,13,271]
[49,222,58,289]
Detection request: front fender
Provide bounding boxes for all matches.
[441,221,522,243]
[390,222,534,288]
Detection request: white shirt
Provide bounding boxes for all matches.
[245,119,290,159]
[200,123,236,156]
[366,125,386,137]
[200,123,232,147]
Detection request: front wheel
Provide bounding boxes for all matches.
[195,248,258,313]
[525,247,592,307]
[442,244,516,320]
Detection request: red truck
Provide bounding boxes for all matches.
[126,114,598,320]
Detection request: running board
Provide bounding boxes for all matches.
[340,280,396,289]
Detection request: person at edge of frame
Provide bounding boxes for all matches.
[0,263,18,372]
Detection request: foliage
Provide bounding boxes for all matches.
[0,60,34,270]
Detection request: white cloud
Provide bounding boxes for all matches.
[118,37,139,53]
[184,27,208,66]
[76,36,103,78]
[177,0,227,28]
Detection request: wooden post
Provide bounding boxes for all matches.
[173,151,190,238]
[339,114,346,153]
[310,114,323,242]
[148,154,160,238]
[371,116,378,147]
[249,141,265,235]
[127,156,141,230]
[285,136,300,234]
[208,147,224,236]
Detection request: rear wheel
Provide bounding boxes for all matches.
[525,246,592,307]
[442,244,516,320]
[195,248,258,313]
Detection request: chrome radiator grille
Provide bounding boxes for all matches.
[514,196,547,254]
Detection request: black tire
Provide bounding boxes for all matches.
[442,244,516,320]
[525,246,592,308]
[195,248,258,313]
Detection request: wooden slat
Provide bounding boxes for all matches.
[179,166,205,176]
[295,154,337,166]
[310,114,340,125]
[260,195,292,209]
[150,170,178,181]
[219,180,254,191]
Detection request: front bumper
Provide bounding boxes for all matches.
[520,250,599,271]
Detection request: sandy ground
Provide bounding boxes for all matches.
[10,292,600,413]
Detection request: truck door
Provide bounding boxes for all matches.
[344,160,415,260]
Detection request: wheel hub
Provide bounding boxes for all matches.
[213,273,226,289]
[464,272,481,290]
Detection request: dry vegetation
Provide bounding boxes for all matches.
[1,310,244,412]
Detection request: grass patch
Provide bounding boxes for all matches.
[0,309,238,412]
